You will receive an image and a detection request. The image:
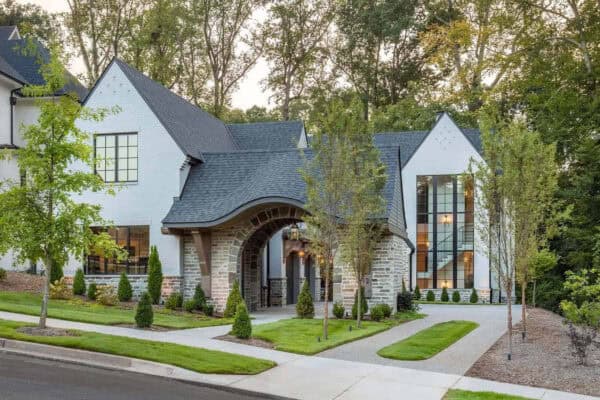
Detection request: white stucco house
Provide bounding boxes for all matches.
[0,26,499,312]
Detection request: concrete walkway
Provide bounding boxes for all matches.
[320,304,521,375]
[1,309,596,400]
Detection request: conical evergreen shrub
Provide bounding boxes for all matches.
[193,284,206,311]
[72,269,86,295]
[296,280,314,318]
[351,286,368,319]
[147,246,163,304]
[413,285,421,300]
[49,260,63,284]
[441,287,449,302]
[426,289,435,302]
[452,290,461,303]
[135,292,154,328]
[231,301,252,339]
[470,288,479,303]
[118,272,133,302]
[87,282,98,300]
[224,280,243,318]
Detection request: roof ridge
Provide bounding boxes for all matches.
[226,120,302,126]
[203,148,306,155]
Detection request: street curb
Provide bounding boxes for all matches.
[0,339,293,400]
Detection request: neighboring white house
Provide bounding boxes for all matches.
[0,29,498,310]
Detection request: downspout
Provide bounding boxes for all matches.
[9,88,18,146]
[266,241,271,307]
[409,247,414,292]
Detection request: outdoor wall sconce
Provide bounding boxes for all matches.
[290,223,300,240]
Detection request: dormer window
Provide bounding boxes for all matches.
[94,133,138,183]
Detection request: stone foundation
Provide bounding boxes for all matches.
[81,275,182,302]
[418,288,492,303]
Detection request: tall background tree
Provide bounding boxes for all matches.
[0,0,60,41]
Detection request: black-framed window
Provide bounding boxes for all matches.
[416,175,474,289]
[94,133,138,183]
[85,226,149,275]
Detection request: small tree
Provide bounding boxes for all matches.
[72,269,86,295]
[441,287,449,302]
[470,288,479,303]
[352,287,368,319]
[49,261,63,284]
[232,301,252,339]
[224,280,243,318]
[135,292,154,328]
[87,282,97,300]
[413,285,421,300]
[452,290,461,303]
[296,280,314,318]
[426,290,435,301]
[193,284,206,311]
[118,272,132,302]
[529,249,557,308]
[147,246,163,304]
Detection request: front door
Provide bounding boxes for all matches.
[286,252,300,304]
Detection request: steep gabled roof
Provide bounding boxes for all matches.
[0,26,19,40]
[107,59,239,160]
[227,120,304,150]
[0,37,88,99]
[374,131,429,168]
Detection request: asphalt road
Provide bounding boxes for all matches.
[0,353,268,400]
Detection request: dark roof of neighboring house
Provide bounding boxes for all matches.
[0,26,18,40]
[0,37,88,99]
[227,121,304,150]
[111,59,239,160]
[162,145,408,238]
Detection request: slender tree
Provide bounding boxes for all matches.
[0,45,121,329]
[0,0,60,42]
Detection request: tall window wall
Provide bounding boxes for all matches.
[416,175,474,289]
[85,226,149,275]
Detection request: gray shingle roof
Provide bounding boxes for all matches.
[162,145,408,238]
[111,59,239,160]
[374,131,429,168]
[0,26,18,40]
[0,37,88,99]
[227,121,304,150]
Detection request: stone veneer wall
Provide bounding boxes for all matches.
[78,275,182,302]
[418,288,492,303]
[333,234,411,312]
[183,235,202,299]
[269,278,286,306]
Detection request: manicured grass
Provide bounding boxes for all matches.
[0,319,274,374]
[444,389,533,400]
[252,311,425,355]
[377,320,478,360]
[0,291,232,329]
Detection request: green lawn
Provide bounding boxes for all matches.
[0,291,232,329]
[252,312,425,355]
[377,320,478,360]
[444,389,533,400]
[0,319,274,374]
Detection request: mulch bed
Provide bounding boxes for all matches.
[112,323,172,332]
[0,271,44,293]
[215,334,275,349]
[466,307,600,397]
[16,326,79,337]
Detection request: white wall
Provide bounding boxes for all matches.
[66,62,185,276]
[402,113,491,291]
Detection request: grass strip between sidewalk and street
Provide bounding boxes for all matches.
[251,311,425,355]
[377,320,478,360]
[444,389,534,400]
[0,319,275,374]
[0,291,232,329]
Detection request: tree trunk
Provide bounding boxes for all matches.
[322,262,330,340]
[507,287,513,360]
[521,281,527,340]
[532,280,537,308]
[356,281,362,328]
[39,257,51,329]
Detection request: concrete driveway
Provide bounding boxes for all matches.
[319,303,522,375]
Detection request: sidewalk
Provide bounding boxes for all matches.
[0,311,596,400]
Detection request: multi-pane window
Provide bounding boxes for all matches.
[85,226,149,275]
[416,175,474,289]
[94,133,138,183]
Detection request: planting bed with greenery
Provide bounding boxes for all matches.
[0,319,274,374]
[377,320,478,360]
[0,291,232,329]
[444,390,533,400]
[251,311,425,355]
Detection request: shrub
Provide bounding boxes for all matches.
[224,280,243,318]
[117,272,133,302]
[135,292,154,328]
[183,299,196,313]
[561,301,600,365]
[49,277,71,300]
[333,302,345,319]
[231,301,252,339]
[0,268,6,281]
[413,285,421,300]
[165,292,183,310]
[352,287,368,319]
[296,280,314,318]
[203,303,214,316]
[441,287,449,302]
[193,284,206,311]
[426,290,435,302]
[370,304,385,322]
[147,245,163,304]
[397,290,413,312]
[96,285,118,306]
[49,261,63,285]
[452,290,461,303]
[470,288,479,303]
[72,269,86,295]
[380,303,392,318]
[87,283,98,300]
